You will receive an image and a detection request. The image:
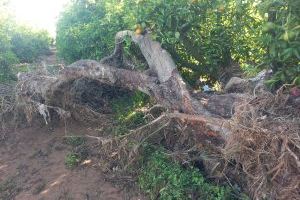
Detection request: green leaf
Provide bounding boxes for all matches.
[293,49,300,59]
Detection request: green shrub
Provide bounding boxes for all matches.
[0,51,18,82]
[57,0,300,88]
[65,153,80,168]
[0,19,18,82]
[10,27,51,63]
[63,136,86,147]
[56,0,126,63]
[64,136,89,169]
[138,150,234,200]
[0,5,51,82]
[57,0,265,87]
[111,91,150,134]
[257,0,300,87]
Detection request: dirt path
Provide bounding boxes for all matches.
[40,47,64,66]
[0,123,141,200]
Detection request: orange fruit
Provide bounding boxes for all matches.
[135,27,143,35]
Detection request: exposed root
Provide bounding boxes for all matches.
[84,86,299,199]
[1,29,299,199]
[224,86,300,199]
[85,109,226,181]
[0,83,17,136]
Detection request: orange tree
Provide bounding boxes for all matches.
[258,0,300,87]
[56,0,299,88]
[127,0,263,86]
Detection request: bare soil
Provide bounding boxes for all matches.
[0,122,142,200]
[0,48,144,200]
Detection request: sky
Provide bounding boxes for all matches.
[8,0,69,36]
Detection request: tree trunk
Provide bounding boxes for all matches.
[16,30,243,139]
[14,31,300,200]
[18,31,211,114]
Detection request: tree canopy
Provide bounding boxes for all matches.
[57,0,300,88]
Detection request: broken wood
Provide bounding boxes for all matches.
[15,30,254,144]
[17,31,214,115]
[12,30,300,200]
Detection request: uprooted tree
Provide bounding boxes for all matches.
[13,31,300,199]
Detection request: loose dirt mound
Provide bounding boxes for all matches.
[0,122,142,200]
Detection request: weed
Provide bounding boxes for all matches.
[138,150,240,200]
[63,136,89,169]
[63,136,85,147]
[0,177,21,200]
[65,153,80,169]
[111,91,150,135]
[73,144,89,161]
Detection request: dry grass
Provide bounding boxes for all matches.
[224,85,300,199]
[0,83,16,136]
[3,73,299,199]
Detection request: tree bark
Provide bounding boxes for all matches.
[14,31,299,200]
[16,30,245,139]
[18,31,213,115]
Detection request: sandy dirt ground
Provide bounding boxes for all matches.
[0,48,144,200]
[0,122,142,200]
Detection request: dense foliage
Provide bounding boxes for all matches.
[0,1,51,82]
[57,0,299,88]
[56,0,126,63]
[258,0,300,87]
[10,27,51,63]
[0,21,18,82]
[138,149,249,200]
